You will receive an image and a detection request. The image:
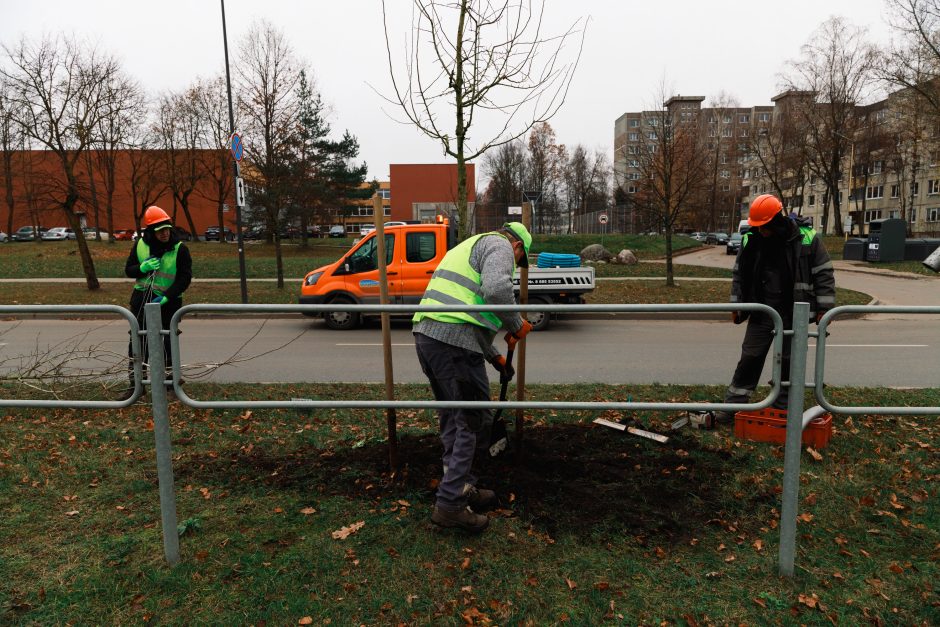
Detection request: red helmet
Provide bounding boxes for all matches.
[143,205,171,227]
[747,194,784,227]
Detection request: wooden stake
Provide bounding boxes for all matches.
[374,194,398,472]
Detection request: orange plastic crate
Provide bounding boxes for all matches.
[734,408,832,449]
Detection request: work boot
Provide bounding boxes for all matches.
[466,486,497,511]
[431,506,489,532]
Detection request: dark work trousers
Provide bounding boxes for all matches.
[414,332,493,511]
[724,311,792,409]
[127,289,181,389]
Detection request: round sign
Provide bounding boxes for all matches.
[229,132,244,162]
[598,213,608,225]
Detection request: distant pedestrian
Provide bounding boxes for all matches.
[715,195,835,420]
[121,206,192,398]
[413,222,533,532]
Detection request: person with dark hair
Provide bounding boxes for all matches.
[413,222,533,532]
[715,194,835,421]
[121,206,193,398]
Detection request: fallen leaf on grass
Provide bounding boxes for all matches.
[331,521,365,540]
[798,593,820,609]
[889,563,904,574]
[806,447,823,462]
[753,539,764,552]
[65,510,79,517]
[565,577,577,590]
[299,507,316,515]
[797,513,814,523]
[593,581,610,591]
[804,492,817,506]
[298,618,313,625]
[753,598,766,608]
[461,557,471,570]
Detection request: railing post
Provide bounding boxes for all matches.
[145,303,180,565]
[778,302,809,577]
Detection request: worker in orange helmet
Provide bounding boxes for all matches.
[714,194,835,422]
[120,206,193,399]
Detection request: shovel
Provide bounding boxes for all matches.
[488,346,513,458]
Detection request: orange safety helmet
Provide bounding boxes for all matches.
[747,194,784,227]
[143,205,171,227]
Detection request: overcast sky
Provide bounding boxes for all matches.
[2,0,896,182]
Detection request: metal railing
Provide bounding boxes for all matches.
[4,301,938,576]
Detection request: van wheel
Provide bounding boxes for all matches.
[324,297,361,330]
[524,296,551,332]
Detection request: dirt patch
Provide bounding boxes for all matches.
[178,421,769,543]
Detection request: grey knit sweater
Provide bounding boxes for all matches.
[413,233,524,360]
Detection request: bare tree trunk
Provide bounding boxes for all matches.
[664,222,675,287]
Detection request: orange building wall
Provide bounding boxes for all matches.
[0,150,232,235]
[389,163,475,222]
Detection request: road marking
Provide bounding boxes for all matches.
[809,344,928,348]
[336,343,415,347]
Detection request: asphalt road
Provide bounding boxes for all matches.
[1,314,936,388]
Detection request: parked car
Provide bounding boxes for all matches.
[689,231,707,242]
[82,227,109,241]
[0,230,8,242]
[204,226,235,241]
[112,229,138,241]
[174,227,193,241]
[305,225,322,238]
[12,226,44,241]
[328,225,347,238]
[726,232,743,255]
[705,232,729,245]
[41,227,72,241]
[243,226,266,241]
[359,223,375,237]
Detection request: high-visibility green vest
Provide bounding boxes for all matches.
[134,239,180,294]
[412,232,513,331]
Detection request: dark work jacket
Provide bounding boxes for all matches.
[124,228,193,302]
[730,216,835,322]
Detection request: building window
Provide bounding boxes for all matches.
[864,209,883,223]
[721,184,731,192]
[627,172,640,180]
[722,115,731,124]
[627,159,639,167]
[909,208,917,222]
[808,195,815,207]
[629,119,639,128]
[739,129,749,137]
[709,116,717,124]
[871,160,883,174]
[758,112,770,122]
[720,169,730,178]
[708,129,716,137]
[648,118,659,127]
[720,154,728,164]
[891,184,900,198]
[627,185,637,193]
[889,209,900,219]
[648,144,657,153]
[647,131,657,140]
[866,185,884,199]
[928,207,940,222]
[626,145,636,154]
[875,110,886,123]
[739,114,750,124]
[379,189,391,200]
[929,179,940,195]
[628,132,639,141]
[721,128,732,137]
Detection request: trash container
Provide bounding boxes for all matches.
[843,238,866,261]
[865,218,906,262]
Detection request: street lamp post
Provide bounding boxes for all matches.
[221,0,249,304]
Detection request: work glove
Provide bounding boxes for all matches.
[503,319,533,351]
[139,257,161,273]
[151,292,168,306]
[489,354,515,383]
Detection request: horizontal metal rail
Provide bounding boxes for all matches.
[0,305,143,408]
[815,305,940,415]
[168,302,784,412]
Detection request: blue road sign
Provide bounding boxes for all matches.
[229,132,244,161]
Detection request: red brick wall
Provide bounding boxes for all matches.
[389,163,475,221]
[0,149,232,235]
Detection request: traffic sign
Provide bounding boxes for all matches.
[235,177,246,207]
[508,206,522,215]
[598,213,609,225]
[229,132,244,161]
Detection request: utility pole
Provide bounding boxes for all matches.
[221,0,249,303]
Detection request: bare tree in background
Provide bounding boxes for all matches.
[236,20,304,288]
[381,0,585,239]
[564,144,609,233]
[0,78,21,237]
[884,0,940,112]
[126,124,170,234]
[703,92,740,231]
[94,71,145,243]
[632,87,711,286]
[526,122,565,233]
[155,86,206,238]
[1,35,129,290]
[194,74,235,242]
[783,17,877,235]
[479,139,527,229]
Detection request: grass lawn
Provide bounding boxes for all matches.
[0,383,936,624]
